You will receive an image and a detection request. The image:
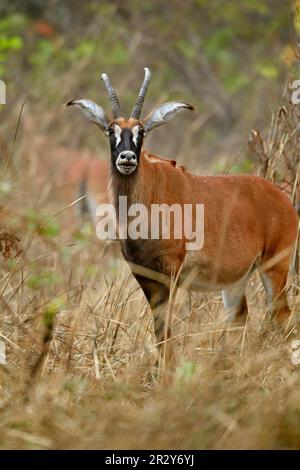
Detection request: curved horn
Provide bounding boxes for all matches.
[130,67,151,119]
[101,73,122,119]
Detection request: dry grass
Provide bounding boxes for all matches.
[0,101,300,450]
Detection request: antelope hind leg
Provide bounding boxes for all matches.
[260,264,291,324]
[220,279,250,351]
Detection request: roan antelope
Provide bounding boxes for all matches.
[67,68,298,362]
[42,147,110,224]
[20,117,110,224]
[60,153,109,224]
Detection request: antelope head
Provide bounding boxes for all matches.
[67,68,193,176]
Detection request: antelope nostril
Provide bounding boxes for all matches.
[116,151,137,175]
[120,152,136,161]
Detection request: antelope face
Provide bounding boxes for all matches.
[109,121,144,176]
[67,67,194,176]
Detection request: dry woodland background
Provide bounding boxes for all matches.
[0,0,300,450]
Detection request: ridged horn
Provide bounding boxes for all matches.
[130,67,151,119]
[101,73,122,119]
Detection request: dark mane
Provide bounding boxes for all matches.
[145,151,187,172]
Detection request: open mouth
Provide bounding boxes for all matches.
[117,162,137,175]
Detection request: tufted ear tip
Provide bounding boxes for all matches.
[142,101,195,134]
[185,103,195,111]
[64,100,75,107]
[63,98,110,133]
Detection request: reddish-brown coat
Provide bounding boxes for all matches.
[114,150,298,288]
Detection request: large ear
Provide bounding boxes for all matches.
[142,101,194,135]
[66,99,110,134]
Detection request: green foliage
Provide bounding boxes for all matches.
[228,159,253,174]
[42,296,65,328]
[256,62,279,79]
[74,222,94,242]
[0,13,26,75]
[203,28,234,59]
[0,0,296,177]
[25,210,60,238]
[72,39,97,61]
[69,39,129,66]
[5,257,18,271]
[27,270,62,290]
[30,39,56,67]
[176,39,197,61]
[175,361,198,385]
[62,376,88,395]
[223,72,250,93]
[213,157,253,174]
[39,221,60,238]
[0,36,23,56]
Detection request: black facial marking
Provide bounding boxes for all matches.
[109,125,144,172]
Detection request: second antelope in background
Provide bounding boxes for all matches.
[67,68,298,364]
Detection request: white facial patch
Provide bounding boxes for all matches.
[113,124,122,146]
[116,151,137,176]
[132,125,140,147]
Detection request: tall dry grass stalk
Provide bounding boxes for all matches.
[0,92,299,449]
